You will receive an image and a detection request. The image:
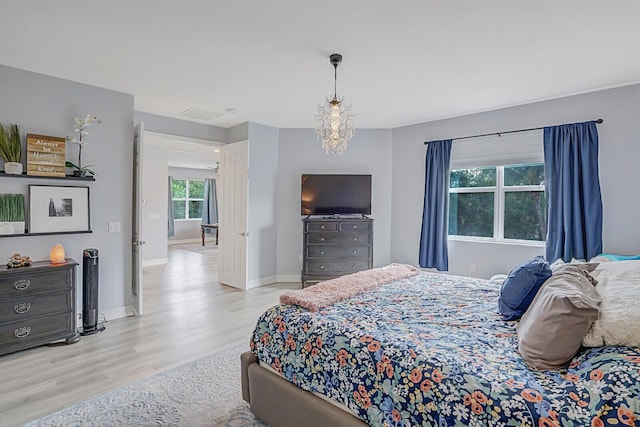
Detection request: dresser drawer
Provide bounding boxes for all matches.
[306,260,371,274]
[307,245,370,258]
[339,221,371,231]
[0,291,71,322]
[0,311,73,347]
[306,222,338,232]
[0,270,71,298]
[306,232,370,245]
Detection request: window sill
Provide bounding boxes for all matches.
[174,218,204,222]
[448,236,545,248]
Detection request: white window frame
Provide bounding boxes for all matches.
[448,164,545,246]
[172,179,204,221]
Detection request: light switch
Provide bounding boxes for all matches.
[108,221,121,233]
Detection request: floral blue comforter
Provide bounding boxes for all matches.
[250,272,640,426]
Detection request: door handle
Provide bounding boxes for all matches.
[238,232,249,237]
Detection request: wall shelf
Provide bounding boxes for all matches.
[1,171,94,237]
[0,171,95,181]
[0,230,93,239]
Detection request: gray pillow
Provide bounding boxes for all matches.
[517,263,601,370]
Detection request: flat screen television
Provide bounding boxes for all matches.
[301,174,371,216]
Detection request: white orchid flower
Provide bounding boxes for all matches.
[65,114,102,172]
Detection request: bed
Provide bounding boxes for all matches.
[242,266,640,426]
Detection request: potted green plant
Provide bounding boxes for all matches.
[0,193,25,235]
[0,123,23,175]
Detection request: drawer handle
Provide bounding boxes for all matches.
[15,327,31,339]
[353,225,358,229]
[14,302,31,314]
[352,265,357,269]
[320,265,325,270]
[320,237,325,242]
[353,250,357,255]
[14,280,31,291]
[320,225,325,229]
[353,236,358,241]
[320,250,325,255]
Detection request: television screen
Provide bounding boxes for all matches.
[301,174,371,216]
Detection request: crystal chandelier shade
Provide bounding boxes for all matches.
[315,54,355,156]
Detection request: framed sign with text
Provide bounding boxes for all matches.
[26,134,66,177]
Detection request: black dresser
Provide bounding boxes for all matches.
[0,259,80,356]
[301,217,373,287]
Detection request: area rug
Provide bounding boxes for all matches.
[23,343,268,427]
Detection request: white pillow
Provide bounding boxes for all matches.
[583,260,640,347]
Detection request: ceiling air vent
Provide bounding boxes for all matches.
[178,108,223,121]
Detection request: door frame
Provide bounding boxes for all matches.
[132,128,225,314]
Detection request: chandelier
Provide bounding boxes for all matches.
[315,53,355,155]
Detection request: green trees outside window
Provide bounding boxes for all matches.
[449,164,546,242]
[171,179,204,220]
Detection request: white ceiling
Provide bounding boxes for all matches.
[1,1,638,129]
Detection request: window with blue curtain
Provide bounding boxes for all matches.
[419,139,452,271]
[543,121,602,262]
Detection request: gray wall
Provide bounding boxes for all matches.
[247,123,279,285]
[0,64,134,318]
[276,128,393,281]
[391,84,640,278]
[228,122,249,143]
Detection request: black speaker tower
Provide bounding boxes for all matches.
[79,248,105,335]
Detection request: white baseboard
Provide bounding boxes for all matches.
[75,305,133,328]
[103,305,135,321]
[277,274,302,283]
[142,258,168,267]
[247,275,278,289]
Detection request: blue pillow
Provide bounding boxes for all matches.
[498,256,552,321]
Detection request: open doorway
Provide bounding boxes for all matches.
[138,131,223,314]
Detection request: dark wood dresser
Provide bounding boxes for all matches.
[301,217,373,287]
[0,259,80,356]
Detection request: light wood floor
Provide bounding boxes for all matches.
[0,243,299,427]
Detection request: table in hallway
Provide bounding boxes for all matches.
[200,223,219,246]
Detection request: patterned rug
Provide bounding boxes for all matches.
[23,343,268,427]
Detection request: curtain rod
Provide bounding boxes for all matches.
[424,118,604,145]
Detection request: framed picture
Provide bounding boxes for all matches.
[26,134,66,177]
[28,185,91,233]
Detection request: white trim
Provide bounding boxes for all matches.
[247,275,278,289]
[142,258,168,267]
[76,305,134,328]
[277,274,303,283]
[448,235,545,247]
[103,305,135,320]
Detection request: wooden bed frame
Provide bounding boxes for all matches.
[241,351,368,427]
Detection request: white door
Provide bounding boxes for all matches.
[218,140,248,289]
[132,122,145,315]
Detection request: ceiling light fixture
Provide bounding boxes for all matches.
[315,53,355,156]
